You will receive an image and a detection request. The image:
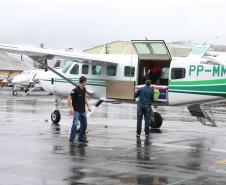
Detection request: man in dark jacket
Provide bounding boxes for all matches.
[135,80,153,138]
[68,76,91,145]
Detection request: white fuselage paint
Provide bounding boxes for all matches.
[38,52,226,106]
[38,55,138,97]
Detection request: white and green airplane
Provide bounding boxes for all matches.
[0,40,225,128]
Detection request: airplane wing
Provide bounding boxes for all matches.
[0,44,118,65]
[0,43,129,87]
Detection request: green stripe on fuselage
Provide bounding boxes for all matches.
[170,79,226,85]
[41,78,106,86]
[169,84,226,92]
[169,79,226,97]
[168,90,226,97]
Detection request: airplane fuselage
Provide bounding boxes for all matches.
[38,56,226,106]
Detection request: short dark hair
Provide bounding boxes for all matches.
[145,80,151,86]
[79,76,87,83]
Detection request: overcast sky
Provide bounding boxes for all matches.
[0,0,226,50]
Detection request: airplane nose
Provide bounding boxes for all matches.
[12,76,26,83]
[11,78,19,83]
[5,77,13,83]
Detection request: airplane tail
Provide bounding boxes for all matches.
[188,43,211,59]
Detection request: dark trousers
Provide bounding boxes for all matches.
[137,104,152,135]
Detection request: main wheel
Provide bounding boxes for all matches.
[12,90,17,96]
[150,112,163,129]
[51,109,61,124]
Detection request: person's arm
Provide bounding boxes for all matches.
[84,88,91,112]
[135,89,140,98]
[85,96,91,112]
[67,95,74,115]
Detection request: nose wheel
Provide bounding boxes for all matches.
[150,112,163,129]
[51,109,61,124]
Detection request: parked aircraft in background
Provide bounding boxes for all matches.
[10,70,44,96]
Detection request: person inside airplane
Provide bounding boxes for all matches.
[148,64,162,85]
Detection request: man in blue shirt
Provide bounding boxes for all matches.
[135,80,153,138]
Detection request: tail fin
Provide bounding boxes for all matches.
[188,43,210,59]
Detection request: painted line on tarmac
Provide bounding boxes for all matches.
[216,159,226,164]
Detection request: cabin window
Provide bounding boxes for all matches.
[82,65,89,74]
[124,66,135,77]
[92,65,102,75]
[171,68,186,80]
[107,65,117,76]
[70,64,79,74]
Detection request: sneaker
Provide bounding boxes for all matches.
[78,139,89,143]
[69,140,75,146]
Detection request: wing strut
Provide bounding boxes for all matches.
[35,59,77,87]
[187,104,217,127]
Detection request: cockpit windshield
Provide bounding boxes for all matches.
[61,60,73,73]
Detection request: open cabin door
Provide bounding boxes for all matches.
[131,40,171,61]
[106,80,135,100]
[131,40,171,104]
[131,40,171,86]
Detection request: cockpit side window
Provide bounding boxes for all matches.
[62,61,73,73]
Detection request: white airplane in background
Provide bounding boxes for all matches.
[8,70,43,96]
[0,40,226,129]
[1,58,65,95]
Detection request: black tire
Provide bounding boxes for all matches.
[51,109,61,124]
[150,112,163,129]
[12,90,17,96]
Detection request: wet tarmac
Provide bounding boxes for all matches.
[1,88,226,184]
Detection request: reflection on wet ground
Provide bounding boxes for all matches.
[0,89,226,184]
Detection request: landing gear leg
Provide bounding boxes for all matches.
[25,88,29,94]
[51,97,62,124]
[12,86,17,96]
[24,84,32,95]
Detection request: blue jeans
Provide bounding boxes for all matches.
[137,104,152,135]
[69,111,87,141]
